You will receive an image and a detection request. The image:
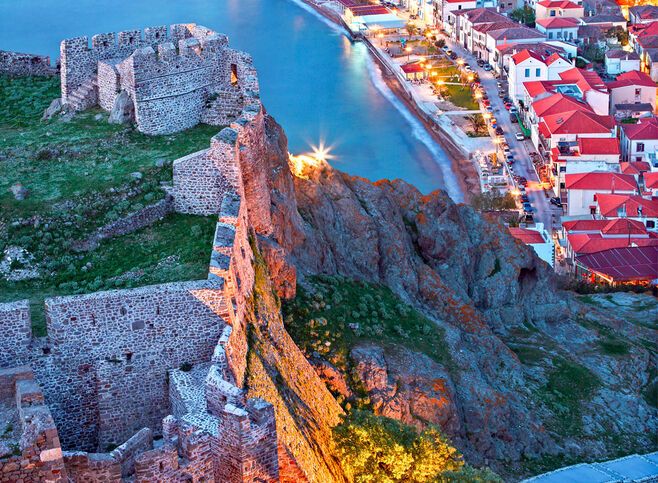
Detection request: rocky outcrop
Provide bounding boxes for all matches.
[108,90,134,125]
[243,114,657,478]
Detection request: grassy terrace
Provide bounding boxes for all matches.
[0,75,220,334]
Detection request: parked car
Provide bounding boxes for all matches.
[498,90,505,98]
[518,177,528,186]
[483,64,493,71]
[521,194,530,203]
[523,203,535,213]
[446,49,453,56]
[495,127,504,135]
[442,45,450,51]
[449,53,458,60]
[515,132,525,141]
[504,103,512,110]
[477,59,485,66]
[550,197,563,207]
[496,81,503,89]
[510,114,518,123]
[486,106,494,113]
[503,146,511,154]
[464,64,473,72]
[510,107,518,114]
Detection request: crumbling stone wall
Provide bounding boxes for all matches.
[0,367,67,482]
[0,50,56,76]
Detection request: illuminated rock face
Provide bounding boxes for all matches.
[60,24,259,135]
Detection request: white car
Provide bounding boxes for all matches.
[515,132,525,141]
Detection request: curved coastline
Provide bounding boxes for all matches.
[290,0,480,202]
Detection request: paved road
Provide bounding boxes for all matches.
[444,38,558,231]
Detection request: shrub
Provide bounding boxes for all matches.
[333,410,463,482]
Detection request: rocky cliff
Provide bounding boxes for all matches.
[241,112,657,479]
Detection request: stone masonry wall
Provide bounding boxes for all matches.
[0,50,56,77]
[0,367,67,482]
[0,301,32,368]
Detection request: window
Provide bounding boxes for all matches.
[637,142,645,152]
[550,9,556,16]
[560,182,565,189]
[635,88,641,96]
[647,220,656,229]
[559,166,566,172]
[536,68,541,77]
[525,68,530,77]
[548,32,553,39]
[230,64,238,85]
[636,156,643,161]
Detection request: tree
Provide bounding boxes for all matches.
[333,410,464,483]
[471,190,517,211]
[509,6,535,27]
[406,24,419,37]
[607,26,629,46]
[466,114,486,135]
[435,38,446,49]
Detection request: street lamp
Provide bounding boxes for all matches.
[405,46,412,60]
[456,58,464,66]
[377,32,384,46]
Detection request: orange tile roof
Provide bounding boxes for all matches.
[509,227,547,244]
[596,193,658,217]
[622,117,658,140]
[565,172,637,191]
[546,52,568,65]
[577,137,620,156]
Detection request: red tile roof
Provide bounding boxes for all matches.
[536,17,580,29]
[596,194,658,217]
[577,137,620,156]
[568,233,658,254]
[509,227,547,244]
[511,49,544,64]
[601,218,647,234]
[620,161,651,175]
[558,67,608,93]
[523,80,558,98]
[645,172,658,189]
[563,219,612,232]
[543,110,615,136]
[565,172,637,191]
[348,5,390,15]
[538,121,551,138]
[546,52,568,65]
[537,0,581,8]
[607,70,657,89]
[577,245,658,281]
[622,117,658,140]
[488,27,545,40]
[532,93,591,117]
[636,20,658,38]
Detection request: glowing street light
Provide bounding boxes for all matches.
[483,112,491,120]
[405,45,412,60]
[456,58,464,66]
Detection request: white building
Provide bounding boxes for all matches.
[620,117,658,169]
[565,171,637,216]
[508,223,555,266]
[605,50,642,76]
[508,49,572,101]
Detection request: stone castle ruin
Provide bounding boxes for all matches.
[0,26,309,482]
[60,23,258,134]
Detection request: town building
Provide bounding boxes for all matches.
[508,49,572,101]
[494,41,574,75]
[596,193,658,230]
[629,5,658,25]
[535,0,584,20]
[535,17,580,41]
[508,223,555,266]
[565,171,637,216]
[620,117,658,168]
[629,21,658,81]
[604,49,641,76]
[645,171,658,196]
[607,70,657,119]
[575,245,658,286]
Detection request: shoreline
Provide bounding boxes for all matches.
[296,0,480,202]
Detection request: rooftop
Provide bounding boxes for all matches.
[630,5,658,20]
[620,161,651,175]
[645,171,658,189]
[607,70,656,89]
[580,14,626,24]
[536,17,580,29]
[565,171,636,191]
[622,117,658,141]
[597,193,658,217]
[537,0,581,8]
[577,246,658,281]
[488,26,545,40]
[542,109,615,135]
[577,137,620,156]
[509,227,547,244]
[567,233,658,254]
[605,49,640,60]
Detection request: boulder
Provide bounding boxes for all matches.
[9,183,28,201]
[108,90,134,125]
[41,98,62,120]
